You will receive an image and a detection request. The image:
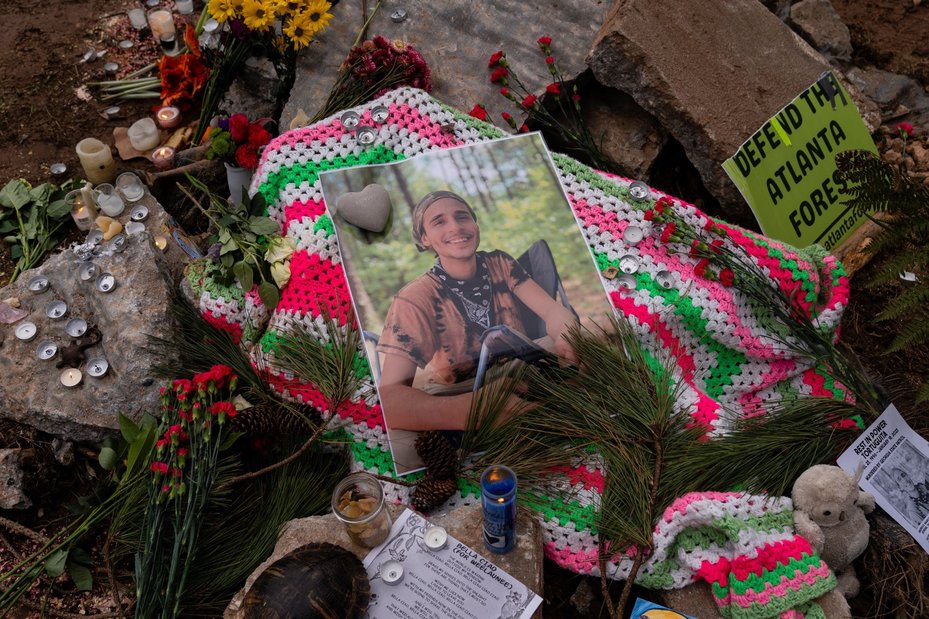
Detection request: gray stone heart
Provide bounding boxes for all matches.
[335,184,392,233]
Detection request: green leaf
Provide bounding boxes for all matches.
[28,183,53,206]
[98,446,118,471]
[219,429,242,451]
[258,281,280,310]
[10,245,23,259]
[47,198,70,219]
[126,423,156,478]
[249,192,267,217]
[68,562,93,591]
[220,253,234,269]
[233,261,254,291]
[0,179,31,210]
[248,216,279,236]
[218,228,231,244]
[118,411,140,443]
[45,549,68,578]
[218,215,235,228]
[0,220,16,234]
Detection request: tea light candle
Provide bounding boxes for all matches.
[424,526,448,551]
[14,322,37,341]
[46,300,68,320]
[154,235,168,251]
[96,273,117,293]
[103,62,119,76]
[27,275,49,293]
[124,221,145,235]
[79,263,98,282]
[129,204,149,221]
[36,340,58,361]
[75,138,117,184]
[379,560,404,585]
[60,368,82,388]
[155,106,181,129]
[151,146,175,170]
[480,464,517,554]
[86,358,109,378]
[128,118,160,152]
[66,318,88,337]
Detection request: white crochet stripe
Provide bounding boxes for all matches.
[287,216,341,263]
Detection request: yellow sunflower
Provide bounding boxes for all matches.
[241,0,276,31]
[283,12,315,49]
[302,0,333,37]
[207,0,237,22]
[276,0,308,18]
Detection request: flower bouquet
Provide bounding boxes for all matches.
[205,113,273,171]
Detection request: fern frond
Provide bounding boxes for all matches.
[887,312,929,354]
[876,284,929,322]
[864,249,923,287]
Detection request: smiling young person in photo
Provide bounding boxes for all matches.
[376,190,579,432]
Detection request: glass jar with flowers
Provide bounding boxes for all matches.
[205,113,274,205]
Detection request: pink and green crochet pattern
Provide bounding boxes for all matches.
[207,87,847,615]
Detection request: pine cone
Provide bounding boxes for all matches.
[230,403,316,436]
[411,477,458,513]
[414,431,458,478]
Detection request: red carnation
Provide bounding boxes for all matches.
[719,268,735,287]
[644,210,654,221]
[235,144,259,170]
[521,94,537,108]
[710,239,724,255]
[896,122,914,137]
[660,222,677,243]
[247,123,272,148]
[499,87,509,97]
[488,50,504,67]
[469,104,487,121]
[546,83,560,95]
[572,93,581,103]
[490,67,508,83]
[501,111,512,121]
[229,113,249,143]
[519,123,529,133]
[537,36,552,46]
[689,239,701,257]
[694,258,710,278]
[703,219,716,232]
[545,56,554,65]
[151,461,168,474]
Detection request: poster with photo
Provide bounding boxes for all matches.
[320,134,613,475]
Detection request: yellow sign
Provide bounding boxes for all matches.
[722,72,877,251]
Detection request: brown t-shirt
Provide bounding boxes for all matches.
[377,250,529,384]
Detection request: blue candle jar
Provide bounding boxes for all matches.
[481,464,517,554]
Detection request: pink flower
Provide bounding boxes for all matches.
[896,122,914,137]
[469,104,487,121]
[488,50,504,67]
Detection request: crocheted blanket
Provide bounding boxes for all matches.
[189,88,848,617]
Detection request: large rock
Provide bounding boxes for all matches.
[281,0,609,130]
[586,0,846,221]
[0,228,176,442]
[789,0,854,61]
[0,448,31,509]
[581,83,668,180]
[226,503,544,618]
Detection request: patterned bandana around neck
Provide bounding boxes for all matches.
[431,253,494,330]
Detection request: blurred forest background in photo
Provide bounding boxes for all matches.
[320,134,612,334]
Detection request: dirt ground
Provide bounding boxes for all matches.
[0,0,928,617]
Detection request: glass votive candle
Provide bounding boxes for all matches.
[128,118,160,152]
[116,172,145,202]
[93,183,125,217]
[66,189,98,231]
[175,0,195,14]
[151,146,175,170]
[160,32,177,55]
[481,464,517,554]
[155,106,181,129]
[127,8,147,29]
[332,472,392,548]
[147,8,175,43]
